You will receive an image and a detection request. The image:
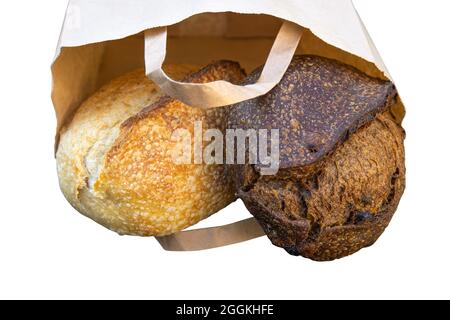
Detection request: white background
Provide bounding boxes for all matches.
[0,0,449,300]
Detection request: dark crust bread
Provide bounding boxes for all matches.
[228,55,398,169]
[228,55,406,261]
[238,112,405,261]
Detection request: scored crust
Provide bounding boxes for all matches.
[57,62,246,236]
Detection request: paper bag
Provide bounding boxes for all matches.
[52,0,405,251]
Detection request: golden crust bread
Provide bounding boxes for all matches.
[56,62,246,236]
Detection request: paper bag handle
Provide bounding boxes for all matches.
[145,21,304,108]
[156,218,265,251]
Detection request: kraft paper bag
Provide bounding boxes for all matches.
[52,0,405,251]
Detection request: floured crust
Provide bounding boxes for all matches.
[57,62,246,236]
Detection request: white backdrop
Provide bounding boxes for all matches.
[0,0,449,299]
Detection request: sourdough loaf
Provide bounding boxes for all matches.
[57,62,246,236]
[228,55,406,261]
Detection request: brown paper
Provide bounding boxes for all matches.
[156,218,265,251]
[145,21,304,108]
[52,0,405,252]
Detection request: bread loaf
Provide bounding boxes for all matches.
[228,55,406,261]
[57,62,246,236]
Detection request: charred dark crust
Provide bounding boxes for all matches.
[299,165,405,261]
[240,152,405,261]
[228,55,398,169]
[230,55,406,261]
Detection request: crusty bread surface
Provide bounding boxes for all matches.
[228,55,406,261]
[57,62,245,236]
